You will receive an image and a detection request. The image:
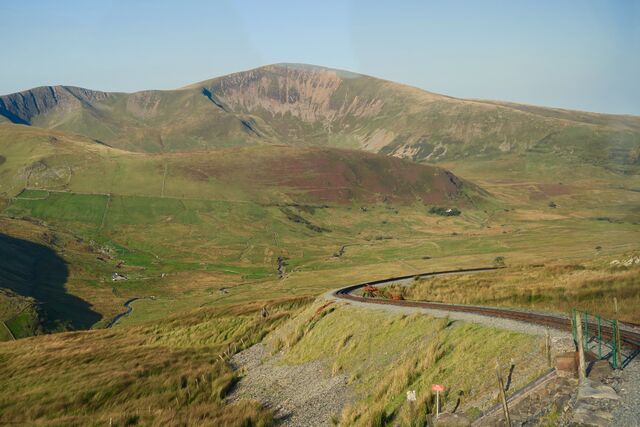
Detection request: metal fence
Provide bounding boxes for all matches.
[571,308,622,369]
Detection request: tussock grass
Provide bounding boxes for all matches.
[267,302,545,426]
[0,297,309,426]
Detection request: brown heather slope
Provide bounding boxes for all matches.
[169,146,479,205]
[2,64,639,172]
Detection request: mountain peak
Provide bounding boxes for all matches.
[269,63,364,78]
[182,63,364,91]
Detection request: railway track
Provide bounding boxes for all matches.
[332,267,640,349]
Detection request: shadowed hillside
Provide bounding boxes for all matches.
[0,233,101,336]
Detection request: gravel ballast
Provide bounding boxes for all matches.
[611,358,640,426]
[228,344,353,426]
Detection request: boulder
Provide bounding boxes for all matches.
[587,360,613,382]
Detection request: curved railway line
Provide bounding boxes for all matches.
[332,267,640,349]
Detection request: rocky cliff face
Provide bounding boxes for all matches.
[202,64,385,122]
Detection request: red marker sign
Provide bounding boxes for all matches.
[432,384,445,392]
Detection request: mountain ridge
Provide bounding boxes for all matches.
[1,63,639,171]
[4,63,637,120]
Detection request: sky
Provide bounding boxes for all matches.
[1,0,639,115]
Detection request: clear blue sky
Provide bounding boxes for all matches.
[1,0,639,115]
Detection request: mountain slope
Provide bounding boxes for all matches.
[0,124,482,206]
[1,63,639,171]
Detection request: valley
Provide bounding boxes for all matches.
[0,64,638,426]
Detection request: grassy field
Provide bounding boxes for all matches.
[0,288,39,339]
[3,182,637,334]
[0,297,310,426]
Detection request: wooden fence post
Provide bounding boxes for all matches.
[495,360,511,427]
[575,313,587,383]
[545,328,552,367]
